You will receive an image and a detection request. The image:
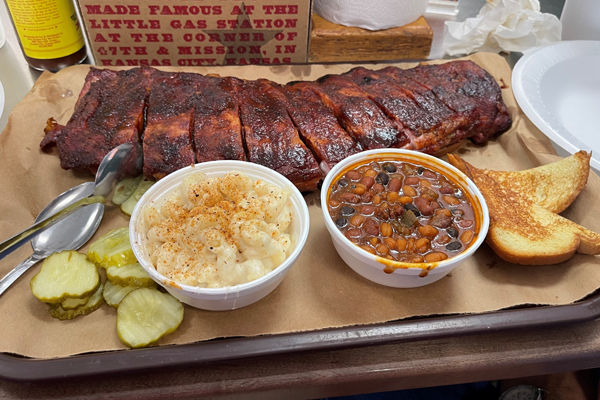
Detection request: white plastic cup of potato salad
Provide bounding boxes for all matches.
[129,161,310,311]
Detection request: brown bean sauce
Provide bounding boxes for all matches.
[328,160,477,264]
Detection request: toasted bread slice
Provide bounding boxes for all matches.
[448,154,600,265]
[470,151,590,213]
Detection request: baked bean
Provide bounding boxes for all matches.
[421,187,439,201]
[370,237,380,246]
[335,217,348,228]
[376,172,390,185]
[437,235,452,245]
[414,196,435,216]
[387,192,399,203]
[384,238,396,250]
[380,222,393,237]
[345,170,361,181]
[460,230,474,244]
[440,186,454,195]
[388,177,402,192]
[360,245,376,255]
[345,228,361,239]
[420,179,432,188]
[443,195,461,205]
[353,186,366,195]
[339,193,360,203]
[418,225,439,238]
[350,214,365,227]
[459,219,474,228]
[340,206,356,216]
[372,184,385,193]
[376,244,389,255]
[399,196,413,204]
[402,185,417,197]
[359,176,375,189]
[447,226,459,238]
[383,163,397,173]
[407,237,416,253]
[405,177,420,186]
[423,170,437,179]
[446,241,462,251]
[436,208,452,217]
[425,252,448,263]
[361,205,376,215]
[364,169,378,178]
[416,238,430,253]
[363,218,380,236]
[396,238,408,252]
[361,191,373,203]
[329,199,340,208]
[410,255,424,263]
[373,194,382,205]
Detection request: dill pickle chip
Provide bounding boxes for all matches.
[88,227,136,268]
[112,175,143,205]
[30,251,100,304]
[106,263,156,287]
[103,281,143,308]
[61,296,89,310]
[121,181,154,216]
[117,288,184,348]
[49,284,104,320]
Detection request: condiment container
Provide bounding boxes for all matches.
[5,0,87,71]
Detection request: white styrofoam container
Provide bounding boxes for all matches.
[321,149,489,288]
[130,161,310,311]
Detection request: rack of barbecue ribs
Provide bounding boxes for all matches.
[41,60,512,191]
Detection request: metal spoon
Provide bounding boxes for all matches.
[0,182,104,297]
[0,142,143,260]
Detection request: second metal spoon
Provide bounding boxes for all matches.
[0,182,104,297]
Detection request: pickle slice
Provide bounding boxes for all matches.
[117,288,184,348]
[102,281,141,308]
[61,296,89,310]
[112,175,143,205]
[49,284,104,320]
[106,263,156,287]
[121,181,154,216]
[88,227,136,268]
[30,251,100,304]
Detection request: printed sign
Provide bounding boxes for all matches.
[76,0,310,66]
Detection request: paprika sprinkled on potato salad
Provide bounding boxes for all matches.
[142,171,294,288]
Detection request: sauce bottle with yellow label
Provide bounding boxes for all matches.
[5,0,87,71]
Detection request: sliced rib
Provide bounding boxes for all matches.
[281,81,363,170]
[309,75,410,150]
[41,67,146,174]
[238,79,322,191]
[395,61,512,143]
[193,76,245,163]
[143,69,197,180]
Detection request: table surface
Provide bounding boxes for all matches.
[2,1,588,399]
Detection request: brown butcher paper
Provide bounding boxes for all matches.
[1,53,599,359]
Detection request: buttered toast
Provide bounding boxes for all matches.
[472,151,590,213]
[448,154,600,265]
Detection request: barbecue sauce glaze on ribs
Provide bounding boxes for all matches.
[41,61,512,191]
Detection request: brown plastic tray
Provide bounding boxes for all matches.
[1,291,600,382]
